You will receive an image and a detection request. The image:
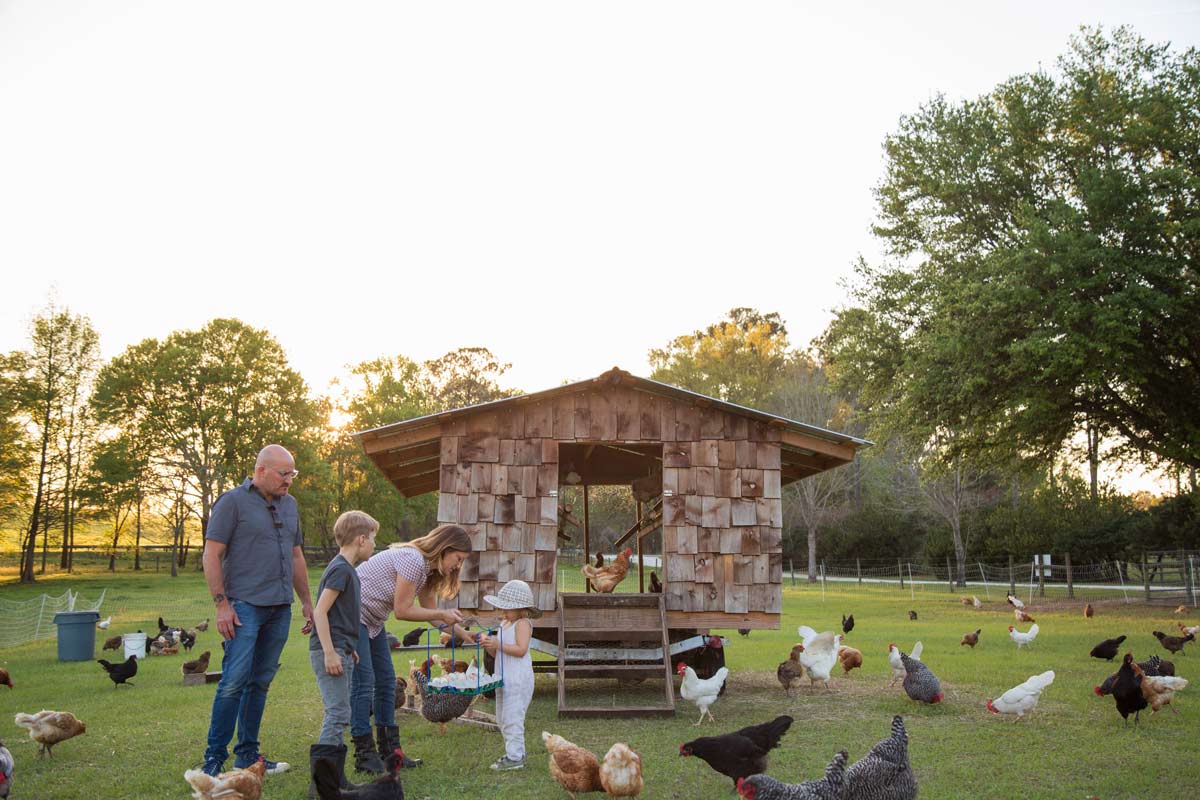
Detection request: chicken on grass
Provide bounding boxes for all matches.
[899,652,943,704]
[0,738,13,799]
[796,626,840,692]
[843,716,917,800]
[777,646,805,698]
[1107,653,1149,727]
[677,661,729,726]
[543,731,602,799]
[97,655,137,687]
[1008,624,1039,649]
[314,748,406,800]
[0,670,11,689]
[184,756,266,800]
[736,750,848,800]
[600,742,643,798]
[1090,635,1126,661]
[680,715,793,787]
[986,670,1054,719]
[887,642,922,687]
[13,711,86,758]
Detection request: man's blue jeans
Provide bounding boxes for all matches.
[204,600,291,766]
[349,622,396,736]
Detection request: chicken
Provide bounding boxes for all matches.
[595,552,605,568]
[900,652,943,704]
[1006,593,1025,610]
[843,716,917,800]
[972,596,982,608]
[736,750,848,800]
[837,645,863,675]
[648,571,663,594]
[180,629,197,652]
[600,742,643,798]
[1108,652,1148,726]
[436,656,469,675]
[1179,623,1200,638]
[842,614,855,635]
[887,642,922,686]
[1174,605,1187,614]
[13,710,86,758]
[1136,667,1188,715]
[906,610,917,621]
[680,715,792,788]
[582,547,633,593]
[97,615,111,630]
[184,756,266,800]
[1139,654,1175,677]
[98,655,138,687]
[986,670,1054,719]
[195,618,210,632]
[738,628,751,637]
[1013,609,1036,624]
[1084,603,1094,619]
[404,660,421,708]
[777,645,805,698]
[1153,630,1194,655]
[0,670,11,689]
[182,650,211,676]
[410,668,473,734]
[796,626,840,692]
[0,737,12,799]
[959,596,973,606]
[677,662,729,725]
[542,731,602,799]
[314,747,405,800]
[1008,624,1039,648]
[1089,635,1126,661]
[102,634,123,651]
[399,627,423,647]
[960,629,981,648]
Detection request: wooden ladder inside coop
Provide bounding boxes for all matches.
[556,592,675,718]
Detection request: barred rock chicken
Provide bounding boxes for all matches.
[0,669,10,689]
[1013,608,1036,624]
[796,626,840,692]
[1153,630,1194,655]
[102,635,123,651]
[837,645,863,675]
[182,650,211,676]
[13,710,86,757]
[987,670,1054,718]
[600,742,643,798]
[0,738,12,799]
[887,642,922,687]
[900,652,943,704]
[777,645,805,698]
[736,749,848,800]
[960,629,981,648]
[677,661,729,725]
[1139,654,1175,676]
[680,715,793,787]
[1108,653,1148,726]
[542,731,602,799]
[409,668,473,734]
[184,756,266,800]
[582,547,633,593]
[1008,624,1039,648]
[1090,635,1126,661]
[843,716,917,800]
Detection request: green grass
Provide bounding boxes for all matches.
[1,570,1197,799]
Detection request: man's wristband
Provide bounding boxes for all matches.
[213,593,226,604]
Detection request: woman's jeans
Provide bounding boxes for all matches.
[204,600,291,766]
[350,623,396,736]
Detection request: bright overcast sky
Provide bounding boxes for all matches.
[2,2,1198,489]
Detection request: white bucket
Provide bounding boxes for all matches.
[123,632,147,660]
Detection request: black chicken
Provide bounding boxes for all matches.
[842,614,855,635]
[179,629,197,652]
[1110,652,1148,726]
[314,747,405,799]
[594,551,605,568]
[648,571,663,593]
[907,610,917,621]
[1152,630,1194,655]
[680,715,793,787]
[1089,635,1126,661]
[400,627,424,648]
[97,654,138,687]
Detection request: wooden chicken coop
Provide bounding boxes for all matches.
[353,367,868,716]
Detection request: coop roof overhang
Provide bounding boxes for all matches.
[352,368,871,497]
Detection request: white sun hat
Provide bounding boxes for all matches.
[483,579,535,610]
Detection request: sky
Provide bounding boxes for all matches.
[2,1,1197,491]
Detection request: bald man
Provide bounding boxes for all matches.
[198,444,314,778]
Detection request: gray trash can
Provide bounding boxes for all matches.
[52,610,101,661]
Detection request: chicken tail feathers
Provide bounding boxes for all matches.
[825,750,849,792]
[910,641,924,660]
[312,757,342,800]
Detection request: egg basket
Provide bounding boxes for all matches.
[423,622,504,696]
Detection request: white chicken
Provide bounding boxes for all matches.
[888,641,923,686]
[986,670,1054,718]
[676,662,729,726]
[96,616,111,630]
[972,596,982,608]
[796,625,841,692]
[1006,593,1025,610]
[1008,624,1039,648]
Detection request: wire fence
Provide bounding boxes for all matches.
[0,588,108,649]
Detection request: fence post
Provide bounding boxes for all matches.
[790,558,795,587]
[946,556,954,593]
[1065,551,1074,599]
[898,559,904,590]
[1189,556,1197,608]
[978,561,991,600]
[856,558,862,585]
[1142,552,1151,602]
[155,553,160,572]
[1008,554,1015,596]
[1037,554,1045,598]
[33,595,47,640]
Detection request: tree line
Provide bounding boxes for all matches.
[2,27,1197,584]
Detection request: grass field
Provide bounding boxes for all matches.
[0,569,1197,800]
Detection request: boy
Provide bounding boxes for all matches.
[308,510,377,795]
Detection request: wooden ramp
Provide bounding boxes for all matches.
[556,592,675,718]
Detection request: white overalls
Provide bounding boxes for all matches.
[494,617,534,761]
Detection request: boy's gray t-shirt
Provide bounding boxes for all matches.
[309,554,361,655]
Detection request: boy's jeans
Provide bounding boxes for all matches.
[349,623,396,736]
[204,600,291,765]
[310,649,356,744]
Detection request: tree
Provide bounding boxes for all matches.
[649,308,792,408]
[420,347,518,411]
[822,27,1200,483]
[79,435,152,571]
[0,354,33,521]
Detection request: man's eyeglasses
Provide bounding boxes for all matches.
[270,468,299,480]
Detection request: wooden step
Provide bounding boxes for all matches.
[562,664,667,678]
[558,704,676,718]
